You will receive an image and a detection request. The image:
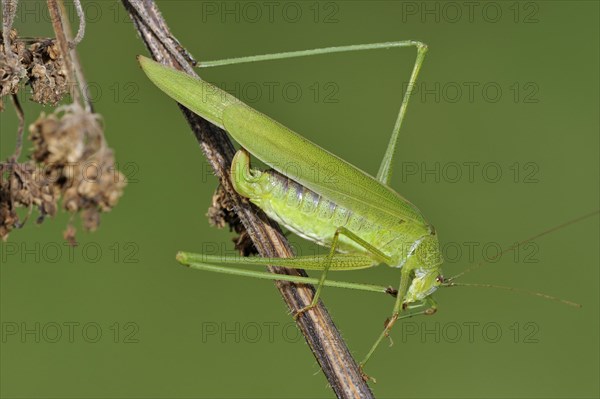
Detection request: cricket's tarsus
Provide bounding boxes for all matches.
[385,287,399,297]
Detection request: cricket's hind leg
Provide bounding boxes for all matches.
[197,41,429,186]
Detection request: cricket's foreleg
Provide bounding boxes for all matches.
[359,296,437,382]
[295,227,392,318]
[360,267,411,368]
[424,296,438,315]
[357,297,438,383]
[383,296,438,348]
[399,297,437,317]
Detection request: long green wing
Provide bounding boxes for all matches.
[138,56,427,226]
[222,104,427,225]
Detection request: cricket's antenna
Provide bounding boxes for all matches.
[441,281,582,308]
[447,210,599,282]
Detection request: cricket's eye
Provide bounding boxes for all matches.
[436,275,445,284]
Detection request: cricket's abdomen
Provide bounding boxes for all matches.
[231,153,428,264]
[257,170,378,252]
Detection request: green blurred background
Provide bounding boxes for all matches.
[1,1,598,398]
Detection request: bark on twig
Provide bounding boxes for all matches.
[9,93,23,162]
[46,0,79,104]
[121,1,374,397]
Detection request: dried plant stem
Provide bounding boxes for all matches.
[55,0,93,112]
[122,1,374,397]
[3,1,22,161]
[69,0,85,48]
[46,0,79,105]
[46,0,92,111]
[1,0,17,56]
[9,93,24,162]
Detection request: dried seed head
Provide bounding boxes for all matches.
[30,104,126,232]
[1,104,126,241]
[27,39,67,105]
[0,29,67,106]
[0,29,27,101]
[29,107,85,164]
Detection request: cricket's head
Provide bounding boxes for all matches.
[404,234,444,304]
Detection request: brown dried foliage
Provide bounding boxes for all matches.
[207,184,258,256]
[0,161,58,239]
[0,29,68,107]
[1,104,126,241]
